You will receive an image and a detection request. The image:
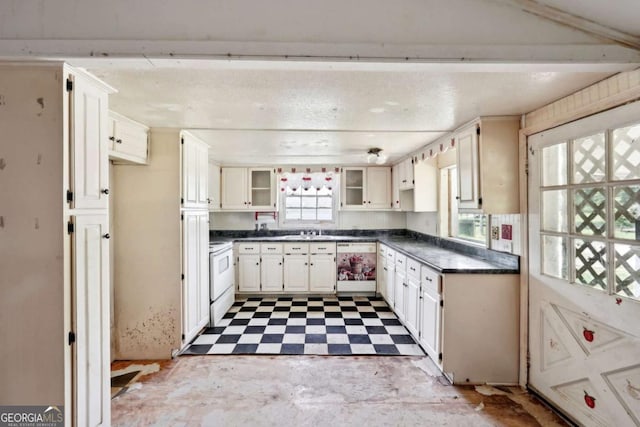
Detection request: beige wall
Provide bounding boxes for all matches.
[113,130,182,359]
[0,65,65,404]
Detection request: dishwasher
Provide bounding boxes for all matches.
[336,242,377,294]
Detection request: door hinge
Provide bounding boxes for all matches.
[412,179,415,184]
[66,190,74,203]
[66,79,73,92]
[440,300,444,308]
[181,138,184,145]
[67,221,74,234]
[180,214,184,220]
[478,197,483,206]
[182,334,185,340]
[438,352,443,361]
[476,126,480,136]
[181,273,184,280]
[181,197,184,205]
[68,331,76,345]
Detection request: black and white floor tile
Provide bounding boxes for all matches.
[183,296,424,356]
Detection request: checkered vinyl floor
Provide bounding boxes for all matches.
[183,296,425,356]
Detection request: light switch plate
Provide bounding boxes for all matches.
[491,226,500,240]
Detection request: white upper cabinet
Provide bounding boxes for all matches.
[391,164,402,210]
[397,157,414,190]
[70,73,110,210]
[108,111,149,165]
[181,132,209,209]
[341,167,391,210]
[220,167,276,210]
[455,117,520,213]
[208,162,221,211]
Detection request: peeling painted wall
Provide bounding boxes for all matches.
[0,65,65,404]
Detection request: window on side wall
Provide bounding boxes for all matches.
[444,166,488,245]
[280,172,338,227]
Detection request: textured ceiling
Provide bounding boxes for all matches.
[91,64,616,165]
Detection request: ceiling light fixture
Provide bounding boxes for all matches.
[367,147,388,165]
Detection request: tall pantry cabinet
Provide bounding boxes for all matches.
[113,130,209,358]
[0,63,114,427]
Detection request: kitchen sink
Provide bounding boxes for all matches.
[277,235,352,241]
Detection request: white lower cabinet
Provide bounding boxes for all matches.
[394,269,406,322]
[309,254,336,292]
[283,254,309,292]
[238,255,261,292]
[261,254,284,292]
[182,211,210,345]
[385,264,395,306]
[419,282,441,364]
[377,253,387,300]
[404,275,421,338]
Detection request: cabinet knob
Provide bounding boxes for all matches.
[116,139,122,144]
[305,262,308,266]
[368,201,371,204]
[256,263,259,266]
[363,201,366,204]
[455,196,460,200]
[207,198,211,204]
[248,201,252,205]
[103,233,110,239]
[101,188,110,195]
[279,262,282,265]
[310,263,314,266]
[109,136,115,141]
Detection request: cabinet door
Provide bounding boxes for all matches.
[71,74,109,210]
[72,215,110,427]
[221,167,248,210]
[261,255,284,292]
[456,125,480,209]
[385,263,395,306]
[394,270,406,321]
[309,254,336,292]
[366,167,391,209]
[238,255,261,292]
[182,211,209,344]
[182,134,209,209]
[249,168,276,210]
[419,285,441,363]
[341,168,366,209]
[283,254,309,292]
[377,255,387,298]
[405,276,421,338]
[208,163,221,210]
[112,117,149,163]
[392,164,401,210]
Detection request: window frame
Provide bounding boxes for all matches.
[278,174,339,228]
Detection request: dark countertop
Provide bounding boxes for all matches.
[210,230,519,275]
[377,237,518,274]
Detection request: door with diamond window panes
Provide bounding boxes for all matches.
[528,101,640,427]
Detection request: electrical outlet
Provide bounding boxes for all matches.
[491,226,500,240]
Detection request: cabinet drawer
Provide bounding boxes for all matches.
[407,258,421,279]
[284,243,309,254]
[261,243,283,254]
[395,253,406,269]
[385,247,396,263]
[310,243,336,254]
[421,265,441,293]
[238,244,260,254]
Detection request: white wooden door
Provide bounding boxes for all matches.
[72,215,110,427]
[238,255,261,292]
[221,167,248,210]
[394,270,406,321]
[284,255,309,292]
[182,134,209,209]
[405,275,421,338]
[528,102,640,427]
[456,125,480,209]
[309,254,336,292]
[182,211,209,344]
[367,167,391,209]
[419,285,441,364]
[112,117,148,162]
[377,254,387,299]
[71,75,109,210]
[392,164,401,210]
[261,255,284,292]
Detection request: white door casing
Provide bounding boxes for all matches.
[72,215,110,427]
[528,101,640,426]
